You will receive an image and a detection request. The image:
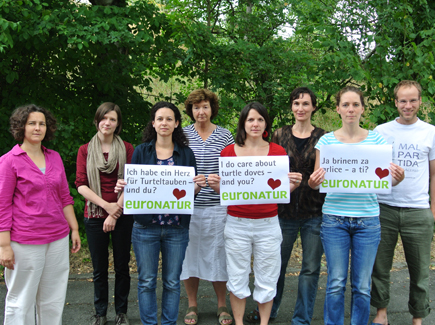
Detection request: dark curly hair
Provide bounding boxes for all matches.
[94,102,123,135]
[184,89,219,121]
[9,104,57,142]
[142,101,188,147]
[235,102,271,146]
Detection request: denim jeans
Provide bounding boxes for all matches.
[84,215,134,316]
[269,217,323,324]
[321,214,381,325]
[132,222,189,325]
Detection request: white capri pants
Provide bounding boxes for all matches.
[4,235,69,325]
[224,215,282,304]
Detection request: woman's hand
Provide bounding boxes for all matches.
[103,215,117,233]
[0,245,15,270]
[71,229,81,253]
[193,174,207,188]
[309,167,326,189]
[104,202,123,219]
[390,163,405,186]
[207,174,221,194]
[115,179,127,193]
[289,172,303,192]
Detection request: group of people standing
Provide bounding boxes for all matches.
[0,80,433,325]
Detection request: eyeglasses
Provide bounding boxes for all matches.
[397,99,419,105]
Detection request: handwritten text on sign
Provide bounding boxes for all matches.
[319,144,392,193]
[219,156,290,205]
[123,164,195,214]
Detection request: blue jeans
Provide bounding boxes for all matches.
[321,214,381,325]
[132,222,189,325]
[270,217,323,324]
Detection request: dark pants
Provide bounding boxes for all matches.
[371,204,434,318]
[84,215,134,316]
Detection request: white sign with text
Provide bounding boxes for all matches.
[319,144,393,193]
[123,164,195,214]
[219,156,290,205]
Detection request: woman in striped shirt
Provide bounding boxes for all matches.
[181,89,235,325]
[308,86,404,324]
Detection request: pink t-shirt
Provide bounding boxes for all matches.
[0,144,73,244]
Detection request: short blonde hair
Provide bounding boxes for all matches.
[394,80,422,99]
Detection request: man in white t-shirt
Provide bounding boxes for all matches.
[370,80,435,325]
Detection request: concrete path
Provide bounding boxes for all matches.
[0,267,434,324]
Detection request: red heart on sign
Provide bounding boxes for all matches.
[375,167,389,179]
[267,178,281,190]
[173,189,186,200]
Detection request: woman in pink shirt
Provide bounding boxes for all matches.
[0,104,81,325]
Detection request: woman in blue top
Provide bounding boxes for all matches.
[308,86,404,325]
[116,101,206,325]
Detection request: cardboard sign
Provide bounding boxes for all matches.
[123,164,195,214]
[319,144,393,193]
[219,156,290,205]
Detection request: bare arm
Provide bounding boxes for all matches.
[289,172,302,193]
[0,231,14,270]
[429,160,435,220]
[63,204,81,253]
[78,185,122,218]
[308,149,325,189]
[390,163,405,186]
[207,174,221,194]
[193,174,206,194]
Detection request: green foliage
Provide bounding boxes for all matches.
[2,0,435,239]
[164,0,320,127]
[0,1,176,145]
[163,0,435,129]
[0,0,176,234]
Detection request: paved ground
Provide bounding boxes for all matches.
[0,266,434,324]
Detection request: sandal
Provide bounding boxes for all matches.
[217,306,233,325]
[184,306,198,325]
[245,309,276,323]
[245,310,261,323]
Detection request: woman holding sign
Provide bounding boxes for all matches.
[208,102,302,325]
[246,87,327,324]
[76,102,134,325]
[116,101,206,325]
[0,104,80,325]
[308,86,404,325]
[181,89,234,325]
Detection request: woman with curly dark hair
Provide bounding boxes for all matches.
[0,104,80,325]
[115,101,206,325]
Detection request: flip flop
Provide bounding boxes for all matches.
[184,306,198,325]
[217,306,233,325]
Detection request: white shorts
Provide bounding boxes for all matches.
[224,215,282,304]
[181,206,228,281]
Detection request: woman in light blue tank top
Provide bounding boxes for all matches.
[308,87,404,325]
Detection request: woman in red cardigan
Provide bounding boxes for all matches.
[75,102,134,325]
